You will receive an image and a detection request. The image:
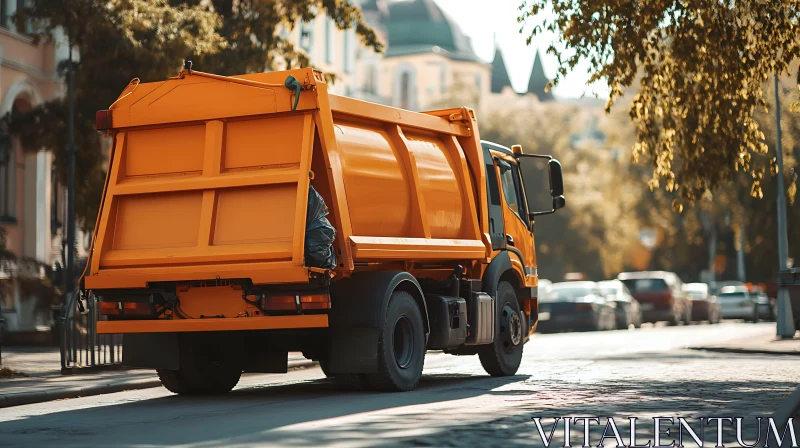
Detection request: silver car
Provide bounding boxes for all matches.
[717,286,758,321]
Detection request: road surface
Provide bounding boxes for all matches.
[0,322,796,447]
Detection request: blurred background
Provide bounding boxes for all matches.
[0,0,797,343]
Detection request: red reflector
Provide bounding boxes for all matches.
[263,295,297,311]
[96,110,111,130]
[262,294,330,311]
[300,294,330,310]
[575,303,593,311]
[99,301,120,315]
[121,302,151,314]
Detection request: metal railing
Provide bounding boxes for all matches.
[60,289,123,373]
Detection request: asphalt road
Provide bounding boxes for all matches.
[0,322,796,447]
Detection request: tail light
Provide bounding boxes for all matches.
[575,303,594,311]
[96,110,112,131]
[660,292,675,305]
[99,301,151,316]
[263,294,331,311]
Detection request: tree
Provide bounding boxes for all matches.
[518,1,800,206]
[6,0,382,229]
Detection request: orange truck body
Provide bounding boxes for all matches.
[85,67,564,392]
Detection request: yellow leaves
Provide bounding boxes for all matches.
[789,183,797,205]
[672,199,684,213]
[750,180,764,199]
[520,0,800,209]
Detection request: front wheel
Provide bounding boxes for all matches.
[365,290,425,392]
[479,281,523,377]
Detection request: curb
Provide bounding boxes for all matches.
[772,384,800,447]
[0,378,161,409]
[688,347,800,356]
[0,359,317,409]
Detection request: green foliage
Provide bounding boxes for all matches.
[519,1,800,204]
[5,0,381,229]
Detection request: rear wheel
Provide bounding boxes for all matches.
[365,290,425,392]
[683,306,693,325]
[479,281,523,377]
[157,336,242,395]
[667,312,680,326]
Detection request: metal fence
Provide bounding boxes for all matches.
[60,289,123,373]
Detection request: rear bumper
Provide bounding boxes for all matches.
[641,309,674,323]
[720,305,755,320]
[537,310,599,331]
[97,314,328,334]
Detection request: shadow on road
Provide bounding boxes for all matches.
[0,373,532,446]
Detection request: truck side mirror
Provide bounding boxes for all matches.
[552,195,565,211]
[516,154,566,217]
[548,159,564,197]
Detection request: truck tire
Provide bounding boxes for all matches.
[479,281,523,377]
[318,358,370,390]
[365,290,425,392]
[157,336,242,395]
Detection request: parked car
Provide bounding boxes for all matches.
[538,279,553,298]
[597,279,642,329]
[709,280,746,296]
[537,282,617,333]
[717,285,758,321]
[683,282,721,324]
[617,271,692,325]
[750,286,775,321]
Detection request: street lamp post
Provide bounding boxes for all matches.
[65,39,76,304]
[773,73,795,339]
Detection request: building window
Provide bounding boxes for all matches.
[364,64,377,94]
[400,72,411,110]
[440,65,447,94]
[475,73,482,92]
[343,30,353,74]
[0,137,16,221]
[1,0,29,32]
[299,20,314,63]
[325,19,334,64]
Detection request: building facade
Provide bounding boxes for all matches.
[0,15,74,336]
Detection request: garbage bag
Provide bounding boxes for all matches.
[304,185,337,269]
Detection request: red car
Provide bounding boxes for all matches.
[617,271,692,325]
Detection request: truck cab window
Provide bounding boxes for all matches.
[499,162,527,226]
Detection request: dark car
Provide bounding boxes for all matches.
[597,279,642,329]
[750,286,775,321]
[537,281,617,333]
[617,271,692,325]
[683,282,721,323]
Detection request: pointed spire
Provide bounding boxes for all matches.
[527,50,554,101]
[491,45,513,94]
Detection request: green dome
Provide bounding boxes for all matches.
[384,0,482,62]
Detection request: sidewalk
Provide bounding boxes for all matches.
[0,347,316,408]
[688,328,800,355]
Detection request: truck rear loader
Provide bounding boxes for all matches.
[85,66,566,393]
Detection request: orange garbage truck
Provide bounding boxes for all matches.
[85,65,565,393]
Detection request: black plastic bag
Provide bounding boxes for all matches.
[304,185,337,269]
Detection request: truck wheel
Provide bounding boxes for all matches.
[319,358,370,390]
[157,336,242,395]
[479,281,523,377]
[365,290,425,392]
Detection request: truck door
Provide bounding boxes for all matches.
[495,157,537,287]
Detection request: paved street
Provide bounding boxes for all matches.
[0,322,797,447]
